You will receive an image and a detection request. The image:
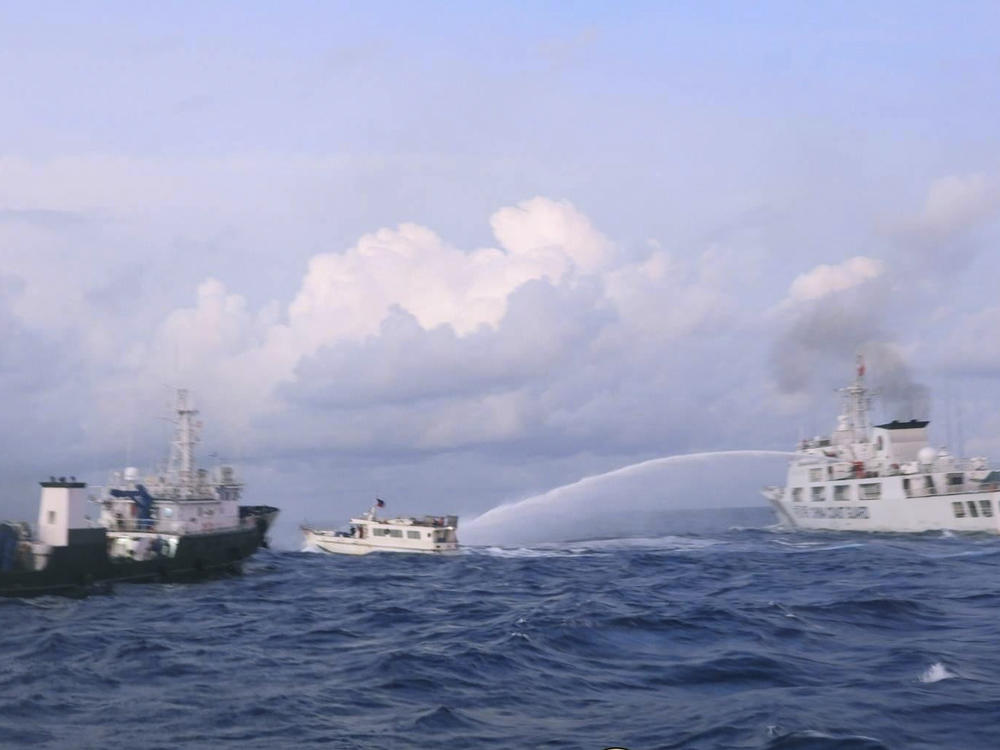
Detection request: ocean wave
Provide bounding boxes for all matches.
[765,729,891,749]
[3,519,1000,748]
[919,662,957,683]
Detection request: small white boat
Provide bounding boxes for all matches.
[302,502,459,555]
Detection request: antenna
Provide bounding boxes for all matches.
[125,393,135,467]
[944,378,952,453]
[956,393,965,457]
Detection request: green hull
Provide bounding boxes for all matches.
[1,508,277,598]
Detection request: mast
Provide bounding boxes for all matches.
[838,355,872,443]
[167,389,200,497]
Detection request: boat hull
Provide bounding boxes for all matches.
[240,505,280,547]
[765,487,1000,533]
[303,528,459,555]
[1,522,272,598]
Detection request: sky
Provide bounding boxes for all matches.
[2,2,1000,546]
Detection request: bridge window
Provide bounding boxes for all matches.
[860,483,881,500]
[948,473,964,487]
[811,487,826,502]
[792,488,803,502]
[47,511,55,524]
[833,485,850,501]
[809,468,824,483]
[980,500,994,518]
[952,501,965,518]
[967,501,979,518]
[406,530,420,539]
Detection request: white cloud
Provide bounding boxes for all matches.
[885,173,1000,272]
[909,174,1000,238]
[84,197,738,460]
[605,247,736,342]
[490,196,616,274]
[786,256,885,303]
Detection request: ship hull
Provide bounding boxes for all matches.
[303,528,459,555]
[240,505,280,547]
[0,524,267,598]
[765,487,1000,533]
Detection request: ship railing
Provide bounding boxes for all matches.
[904,483,999,499]
[100,518,253,534]
[824,457,989,482]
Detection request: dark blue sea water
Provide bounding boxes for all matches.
[4,513,1000,749]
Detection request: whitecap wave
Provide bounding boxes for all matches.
[773,541,867,553]
[470,546,578,558]
[919,662,956,683]
[469,535,722,557]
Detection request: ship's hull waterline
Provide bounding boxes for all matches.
[304,529,460,555]
[0,522,270,598]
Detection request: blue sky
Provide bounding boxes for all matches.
[2,2,999,544]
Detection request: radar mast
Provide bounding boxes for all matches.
[838,355,873,443]
[166,389,200,497]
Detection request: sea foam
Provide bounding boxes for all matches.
[919,662,956,683]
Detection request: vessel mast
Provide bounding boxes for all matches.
[839,355,872,443]
[167,389,200,497]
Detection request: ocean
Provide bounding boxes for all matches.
[3,509,1000,749]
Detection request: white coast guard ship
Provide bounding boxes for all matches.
[763,358,1000,533]
[302,500,459,555]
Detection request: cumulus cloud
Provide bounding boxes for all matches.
[905,174,1000,239]
[768,171,1000,418]
[889,173,1000,270]
[84,196,737,463]
[605,247,735,342]
[287,279,609,409]
[490,196,616,274]
[287,197,615,352]
[787,256,885,303]
[770,256,927,419]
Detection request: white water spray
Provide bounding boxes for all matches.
[463,450,794,546]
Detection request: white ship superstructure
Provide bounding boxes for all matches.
[303,502,459,555]
[763,358,1000,533]
[98,390,256,560]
